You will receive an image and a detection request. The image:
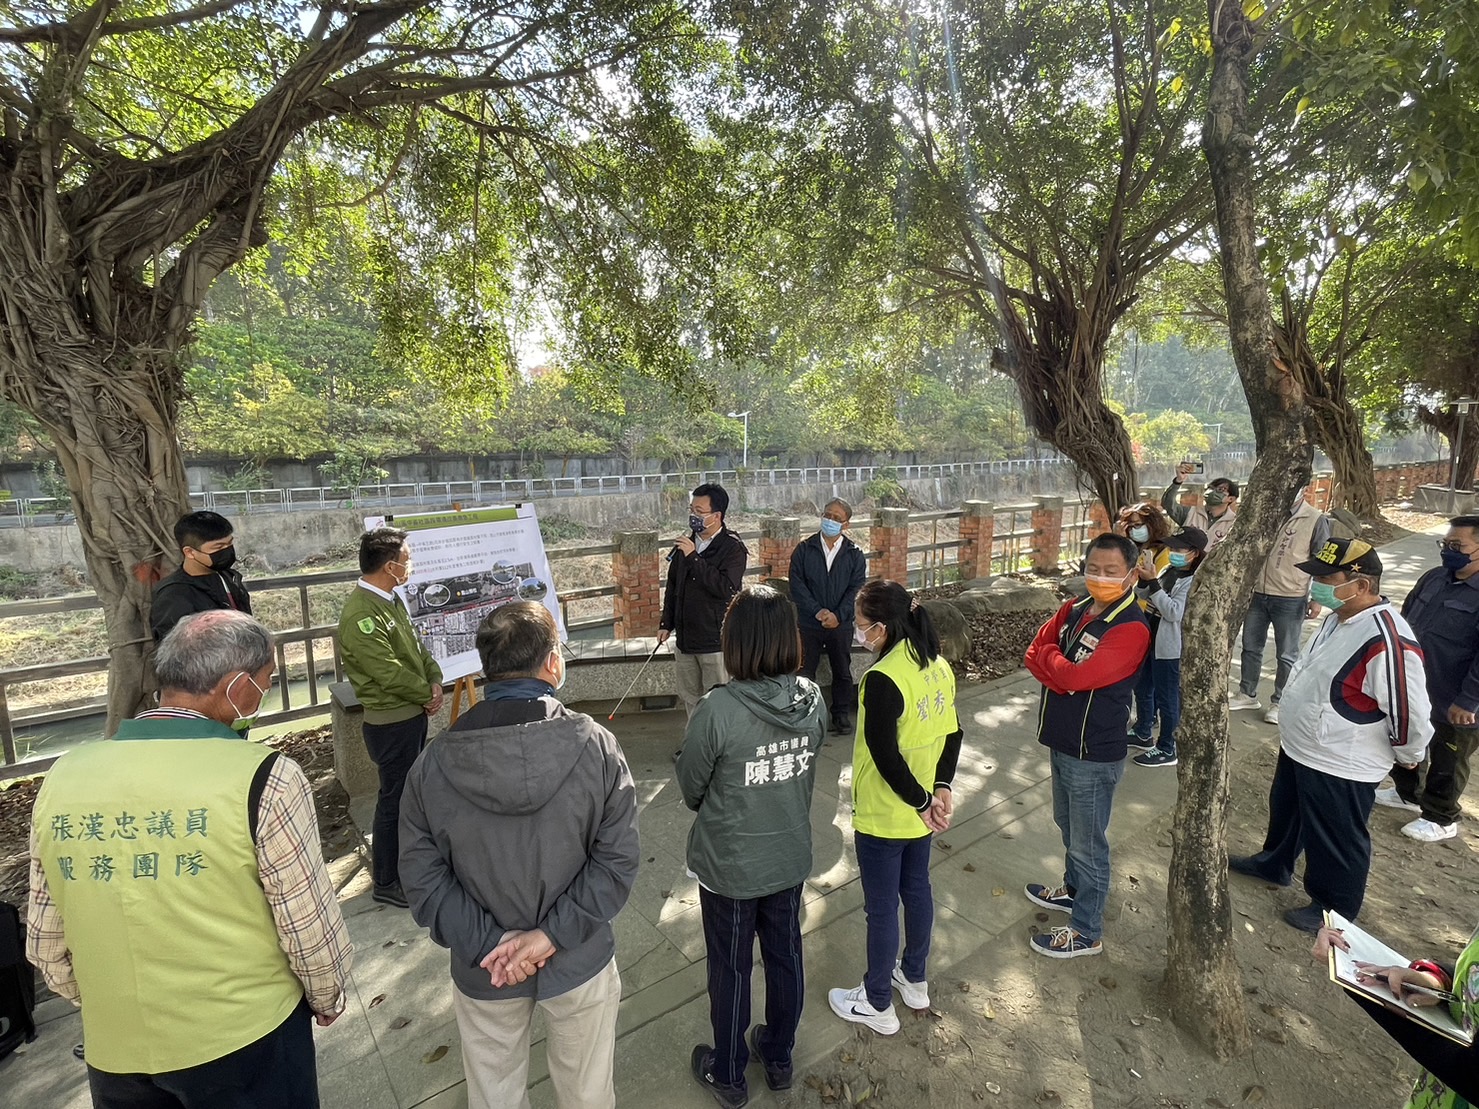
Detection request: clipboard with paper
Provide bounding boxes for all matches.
[1324,910,1473,1047]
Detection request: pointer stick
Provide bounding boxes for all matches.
[608,641,664,721]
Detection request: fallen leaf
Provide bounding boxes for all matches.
[805,1075,822,1090]
[982,1001,997,1020]
[843,1081,853,1104]
[1242,1085,1265,1103]
[368,993,386,1008]
[840,1051,855,1063]
[1099,976,1117,990]
[1035,912,1049,923]
[660,889,672,898]
[1129,1017,1143,1027]
[1037,1090,1061,1105]
[857,1087,872,1102]
[382,940,395,948]
[1244,921,1255,932]
[390,1017,412,1030]
[646,856,655,863]
[1001,832,1015,840]
[957,980,972,993]
[422,1045,448,1064]
[937,840,952,850]
[963,863,977,872]
[992,886,1006,896]
[986,1082,1003,1095]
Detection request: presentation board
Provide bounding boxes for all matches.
[364,504,564,682]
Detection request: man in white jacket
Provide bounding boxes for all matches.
[1228,537,1432,933]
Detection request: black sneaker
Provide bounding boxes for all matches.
[748,1025,792,1091]
[1226,855,1291,888]
[1283,901,1326,934]
[372,883,409,908]
[1132,749,1178,768]
[1024,882,1074,913]
[1125,731,1156,752]
[691,1045,748,1108]
[831,714,853,735]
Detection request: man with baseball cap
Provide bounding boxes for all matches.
[1227,537,1433,932]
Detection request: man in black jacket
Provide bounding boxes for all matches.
[789,498,868,734]
[150,511,252,642]
[660,483,748,718]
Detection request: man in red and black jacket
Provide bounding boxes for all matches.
[1022,532,1150,961]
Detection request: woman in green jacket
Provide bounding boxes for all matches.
[677,585,826,1108]
[829,579,963,1036]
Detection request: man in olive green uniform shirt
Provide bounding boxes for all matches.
[338,526,443,907]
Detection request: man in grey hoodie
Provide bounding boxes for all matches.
[398,602,639,1109]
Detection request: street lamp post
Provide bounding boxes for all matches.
[727,410,750,469]
[1449,396,1476,514]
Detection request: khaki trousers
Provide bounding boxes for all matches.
[674,649,728,717]
[452,958,621,1109]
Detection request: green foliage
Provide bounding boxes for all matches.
[319,453,390,497]
[32,461,72,514]
[0,564,39,600]
[220,462,272,492]
[1125,410,1212,463]
[863,467,909,508]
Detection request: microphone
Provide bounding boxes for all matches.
[666,530,698,562]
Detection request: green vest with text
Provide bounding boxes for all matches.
[32,724,303,1074]
[852,642,957,839]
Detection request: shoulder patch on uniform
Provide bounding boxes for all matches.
[357,617,375,635]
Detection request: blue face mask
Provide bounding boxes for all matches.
[688,513,708,533]
[1167,551,1191,568]
[1129,525,1149,543]
[1441,547,1473,574]
[820,518,843,538]
[1309,581,1348,610]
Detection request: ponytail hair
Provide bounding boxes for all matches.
[856,579,940,669]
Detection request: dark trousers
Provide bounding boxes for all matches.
[1390,719,1479,826]
[88,998,317,1108]
[362,714,428,888]
[699,884,805,1089]
[801,625,856,723]
[1248,750,1376,919]
[855,831,933,1011]
[1131,655,1155,739]
[1152,658,1181,757]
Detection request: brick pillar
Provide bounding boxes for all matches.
[612,530,660,638]
[1137,486,1163,508]
[1031,496,1064,572]
[1088,500,1113,537]
[1311,473,1334,510]
[957,500,996,581]
[870,507,911,583]
[758,516,801,580]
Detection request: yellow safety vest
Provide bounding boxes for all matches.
[31,719,303,1074]
[852,642,957,838]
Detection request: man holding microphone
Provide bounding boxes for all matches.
[659,483,748,720]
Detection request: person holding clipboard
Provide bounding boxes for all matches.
[1314,919,1477,1108]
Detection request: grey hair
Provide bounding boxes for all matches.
[154,611,274,694]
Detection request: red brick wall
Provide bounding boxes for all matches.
[612,530,661,637]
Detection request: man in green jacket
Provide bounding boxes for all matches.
[338,527,443,907]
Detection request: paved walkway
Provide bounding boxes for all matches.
[3,527,1446,1108]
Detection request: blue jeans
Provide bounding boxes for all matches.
[1132,655,1155,739]
[1152,658,1181,757]
[855,831,933,1011]
[1050,749,1125,941]
[1239,593,1307,702]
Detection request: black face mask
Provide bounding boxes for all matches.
[203,545,237,572]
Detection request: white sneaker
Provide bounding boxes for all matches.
[1401,817,1459,842]
[1374,787,1421,813]
[891,964,929,1010]
[1228,692,1262,711]
[828,983,900,1034]
[1263,704,1280,724]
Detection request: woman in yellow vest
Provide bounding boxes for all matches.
[827,580,963,1036]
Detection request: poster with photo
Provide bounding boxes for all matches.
[363,504,564,682]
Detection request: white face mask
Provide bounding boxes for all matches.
[550,649,567,692]
[226,671,269,732]
[854,620,881,649]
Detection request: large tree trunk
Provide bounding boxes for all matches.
[990,294,1139,512]
[1165,2,1313,1060]
[1418,404,1479,494]
[1274,289,1380,518]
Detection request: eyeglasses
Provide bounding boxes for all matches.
[1438,541,1477,553]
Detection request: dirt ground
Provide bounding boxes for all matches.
[788,732,1479,1109]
